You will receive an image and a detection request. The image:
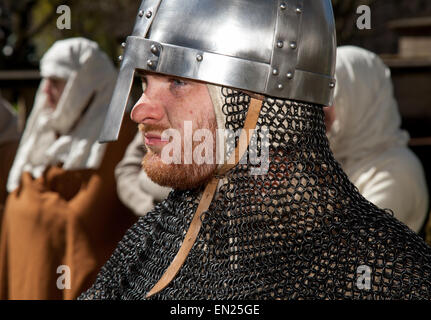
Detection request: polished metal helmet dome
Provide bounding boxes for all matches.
[100,0,337,142]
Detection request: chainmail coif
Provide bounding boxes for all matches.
[80,89,431,300]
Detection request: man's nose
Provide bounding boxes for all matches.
[43,80,52,94]
[130,93,165,124]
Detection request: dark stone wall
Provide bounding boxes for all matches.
[338,0,431,54]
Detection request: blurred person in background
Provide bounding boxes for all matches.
[0,95,20,228]
[325,45,429,233]
[0,37,136,300]
[115,132,171,217]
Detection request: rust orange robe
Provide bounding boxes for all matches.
[0,141,19,236]
[0,118,138,300]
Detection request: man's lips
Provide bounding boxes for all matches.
[144,133,169,146]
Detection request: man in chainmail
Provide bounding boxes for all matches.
[81,0,431,300]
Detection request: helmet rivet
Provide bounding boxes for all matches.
[151,44,159,55]
[278,84,283,90]
[296,7,302,14]
[280,3,287,10]
[118,55,123,61]
[290,41,297,50]
[146,10,153,18]
[287,72,293,79]
[272,68,279,76]
[277,41,284,48]
[330,82,336,89]
[121,42,126,49]
[196,54,203,62]
[147,60,155,67]
[138,10,144,18]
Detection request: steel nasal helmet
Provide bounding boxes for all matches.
[100,0,337,142]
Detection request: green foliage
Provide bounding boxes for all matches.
[0,0,140,69]
[32,0,140,63]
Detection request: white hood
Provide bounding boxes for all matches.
[7,38,117,192]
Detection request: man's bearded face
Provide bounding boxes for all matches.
[43,77,67,109]
[131,72,218,190]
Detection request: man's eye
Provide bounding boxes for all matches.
[172,78,186,87]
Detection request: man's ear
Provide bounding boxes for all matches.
[323,105,336,133]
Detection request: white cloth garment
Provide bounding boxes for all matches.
[7,38,117,192]
[0,95,20,145]
[328,46,429,232]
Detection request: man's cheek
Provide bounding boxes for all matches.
[160,128,183,165]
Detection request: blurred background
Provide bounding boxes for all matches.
[1,0,431,221]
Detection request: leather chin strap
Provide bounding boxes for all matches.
[146,97,264,298]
